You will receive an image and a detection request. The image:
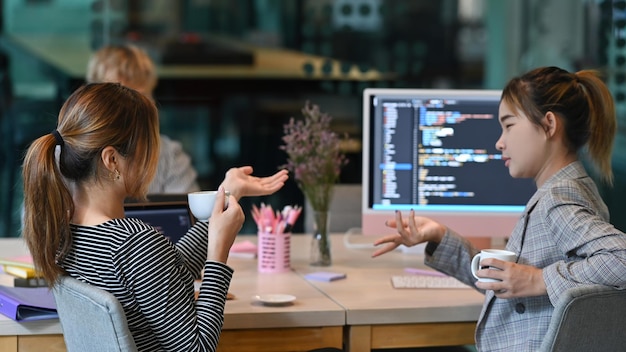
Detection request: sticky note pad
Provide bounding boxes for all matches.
[404,267,447,277]
[304,271,347,282]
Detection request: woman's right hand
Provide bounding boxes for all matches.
[206,187,244,263]
[371,210,446,258]
[219,166,288,200]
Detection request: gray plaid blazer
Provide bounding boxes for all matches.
[426,161,626,351]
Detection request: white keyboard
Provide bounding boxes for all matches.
[391,275,470,289]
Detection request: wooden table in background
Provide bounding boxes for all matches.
[1,34,391,101]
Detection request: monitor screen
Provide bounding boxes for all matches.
[124,201,194,243]
[361,88,536,238]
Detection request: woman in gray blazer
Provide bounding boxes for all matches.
[372,66,626,351]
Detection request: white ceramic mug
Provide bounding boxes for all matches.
[470,249,516,282]
[187,190,230,222]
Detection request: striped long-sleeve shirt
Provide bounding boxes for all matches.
[61,218,231,351]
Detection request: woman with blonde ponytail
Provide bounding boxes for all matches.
[22,83,246,351]
[372,66,626,351]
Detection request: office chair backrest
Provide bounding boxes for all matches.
[53,276,137,352]
[538,285,626,352]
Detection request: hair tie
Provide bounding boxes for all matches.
[51,130,65,147]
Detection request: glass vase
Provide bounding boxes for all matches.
[310,210,332,266]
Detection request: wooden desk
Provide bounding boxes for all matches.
[0,234,484,352]
[0,238,344,352]
[218,256,344,352]
[290,233,484,351]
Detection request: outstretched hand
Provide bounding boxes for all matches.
[220,166,289,200]
[372,210,447,258]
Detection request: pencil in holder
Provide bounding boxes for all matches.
[257,231,291,273]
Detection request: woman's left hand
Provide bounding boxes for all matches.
[474,258,547,298]
[220,166,289,200]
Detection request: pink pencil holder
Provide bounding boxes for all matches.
[257,231,291,273]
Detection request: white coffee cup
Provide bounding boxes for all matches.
[470,249,516,282]
[187,190,230,222]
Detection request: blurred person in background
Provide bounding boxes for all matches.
[86,44,288,199]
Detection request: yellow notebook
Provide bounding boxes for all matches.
[2,265,39,279]
[0,256,39,279]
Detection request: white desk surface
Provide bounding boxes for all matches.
[289,233,484,325]
[0,233,484,336]
[222,258,344,329]
[0,237,344,336]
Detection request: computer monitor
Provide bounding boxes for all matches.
[361,88,536,238]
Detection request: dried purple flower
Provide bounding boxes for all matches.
[280,101,348,211]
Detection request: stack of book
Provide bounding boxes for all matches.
[0,255,47,288]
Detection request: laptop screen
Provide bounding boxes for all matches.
[124,201,194,243]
